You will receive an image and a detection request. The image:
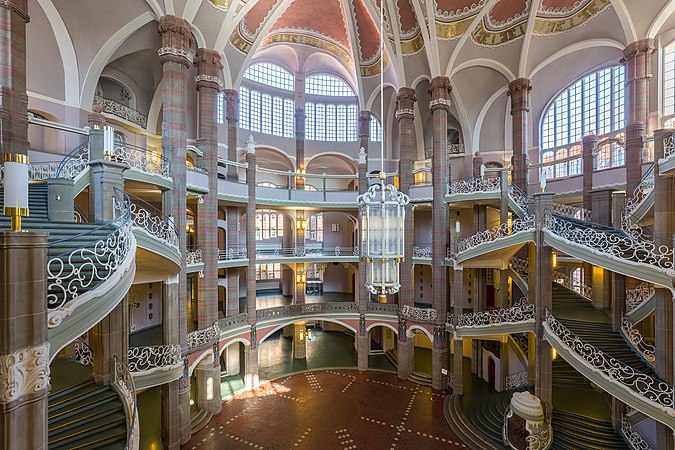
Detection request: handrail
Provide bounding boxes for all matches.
[74,203,89,223]
[113,355,139,450]
[28,112,90,136]
[623,164,655,228]
[626,283,655,315]
[457,214,535,254]
[115,188,179,247]
[621,315,655,365]
[73,338,93,365]
[457,299,534,328]
[621,415,653,450]
[55,140,90,178]
[111,143,171,178]
[187,321,220,349]
[447,176,500,195]
[127,344,182,373]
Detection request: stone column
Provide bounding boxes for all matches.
[499,169,510,308]
[157,15,193,448]
[624,122,645,198]
[653,129,675,450]
[533,192,554,408]
[195,351,222,415]
[453,265,464,395]
[397,319,413,379]
[295,262,305,305]
[590,189,613,310]
[195,49,222,330]
[357,316,369,371]
[227,207,240,315]
[47,178,74,222]
[611,191,626,330]
[224,89,239,180]
[622,39,655,128]
[397,88,415,311]
[508,78,532,194]
[0,231,49,450]
[359,111,371,158]
[295,108,306,189]
[430,77,451,390]
[245,137,257,324]
[357,147,368,312]
[582,134,598,212]
[245,327,259,388]
[293,321,307,359]
[0,0,29,160]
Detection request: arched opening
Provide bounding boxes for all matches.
[367,325,397,371]
[412,329,433,380]
[220,341,247,397]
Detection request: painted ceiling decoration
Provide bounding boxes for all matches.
[434,0,486,40]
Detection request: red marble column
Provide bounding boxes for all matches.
[396,88,416,312]
[194,49,222,330]
[624,121,645,198]
[224,89,238,180]
[429,76,451,391]
[0,0,29,159]
[508,78,532,194]
[622,39,655,127]
[357,112,370,316]
[295,107,305,189]
[582,133,598,212]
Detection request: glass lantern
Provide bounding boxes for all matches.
[358,179,409,302]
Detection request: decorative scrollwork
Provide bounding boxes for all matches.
[256,302,359,320]
[111,144,170,178]
[626,282,655,314]
[113,355,139,450]
[127,345,182,373]
[218,247,247,260]
[511,333,529,356]
[367,303,399,314]
[525,427,553,450]
[623,165,655,229]
[187,321,221,349]
[412,246,432,258]
[664,132,675,160]
[73,339,93,365]
[94,94,148,128]
[47,197,133,313]
[457,302,534,328]
[621,415,653,450]
[508,183,532,212]
[55,146,90,179]
[505,371,529,389]
[127,200,178,248]
[622,316,655,364]
[218,313,248,330]
[545,311,674,412]
[448,177,500,195]
[0,343,50,404]
[458,215,535,254]
[400,304,437,322]
[552,202,591,221]
[186,249,202,264]
[508,257,529,282]
[545,214,674,273]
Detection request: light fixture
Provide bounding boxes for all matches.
[552,252,557,268]
[3,153,29,231]
[454,220,461,235]
[307,328,313,341]
[480,163,485,179]
[539,167,547,192]
[296,271,306,284]
[103,125,115,158]
[296,216,306,230]
[551,348,557,361]
[298,329,305,341]
[197,195,204,204]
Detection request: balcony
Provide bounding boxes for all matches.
[94,95,148,129]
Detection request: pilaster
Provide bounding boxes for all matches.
[581,134,598,212]
[357,330,369,371]
[508,78,531,193]
[224,89,239,180]
[293,322,307,359]
[246,139,257,325]
[357,148,369,313]
[622,39,655,127]
[227,207,240,316]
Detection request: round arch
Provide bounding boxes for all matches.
[258,317,358,344]
[218,337,251,358]
[407,325,433,341]
[366,322,398,334]
[188,348,214,377]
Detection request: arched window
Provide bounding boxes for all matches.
[370,115,382,142]
[305,74,355,96]
[305,102,358,141]
[239,87,294,138]
[255,210,284,240]
[307,214,323,241]
[540,65,625,178]
[257,181,279,188]
[244,63,294,91]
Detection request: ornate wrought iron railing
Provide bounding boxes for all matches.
[400,304,437,322]
[73,338,93,365]
[545,311,673,412]
[457,299,534,328]
[367,302,399,314]
[412,245,432,259]
[187,321,220,349]
[505,371,529,389]
[620,415,653,450]
[508,183,532,212]
[110,143,170,178]
[552,202,591,221]
[127,345,182,374]
[623,164,655,229]
[55,141,90,179]
[545,214,674,273]
[663,132,675,161]
[626,283,655,314]
[118,189,178,248]
[218,246,247,260]
[47,194,133,317]
[186,248,202,264]
[622,316,655,365]
[457,215,535,254]
[94,95,148,129]
[113,355,139,450]
[447,176,500,196]
[508,257,529,282]
[255,302,358,320]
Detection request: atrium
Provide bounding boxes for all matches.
[1,0,675,449]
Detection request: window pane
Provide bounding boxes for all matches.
[370,115,382,142]
[305,74,355,96]
[243,63,294,91]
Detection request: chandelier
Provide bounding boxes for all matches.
[357,0,410,303]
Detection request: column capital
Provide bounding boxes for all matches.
[88,105,106,128]
[194,48,223,90]
[429,77,451,112]
[358,111,371,139]
[622,38,656,62]
[396,87,416,120]
[223,89,238,122]
[157,15,195,67]
[508,78,532,113]
[0,0,29,23]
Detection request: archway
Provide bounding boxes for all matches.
[219,341,247,398]
[366,324,398,371]
[411,329,433,381]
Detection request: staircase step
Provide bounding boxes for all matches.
[48,412,127,447]
[49,424,127,450]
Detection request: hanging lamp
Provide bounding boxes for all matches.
[357,0,409,303]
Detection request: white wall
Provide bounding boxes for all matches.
[129,282,163,333]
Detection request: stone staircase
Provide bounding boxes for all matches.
[552,410,628,450]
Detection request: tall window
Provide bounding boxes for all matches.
[255,210,284,240]
[541,65,625,178]
[370,115,382,142]
[256,263,281,280]
[305,75,355,96]
[217,92,224,124]
[307,214,323,241]
[305,102,358,141]
[595,133,625,170]
[665,42,675,118]
[239,87,294,138]
[244,63,294,91]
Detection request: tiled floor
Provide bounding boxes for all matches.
[183,370,467,450]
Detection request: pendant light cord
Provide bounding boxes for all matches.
[379,0,385,180]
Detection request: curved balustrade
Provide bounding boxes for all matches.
[622,316,656,365]
[509,257,529,282]
[505,371,529,389]
[187,321,220,349]
[664,132,675,161]
[255,302,359,320]
[367,302,399,314]
[504,406,553,450]
[112,143,170,179]
[456,300,534,328]
[121,189,178,248]
[623,164,655,229]
[553,270,592,299]
[458,215,535,254]
[113,355,139,450]
[447,176,500,195]
[218,247,247,260]
[94,94,147,129]
[73,338,93,365]
[412,245,432,259]
[47,195,133,320]
[544,311,674,416]
[508,183,532,213]
[400,304,437,322]
[127,345,182,374]
[621,416,653,450]
[253,246,359,259]
[545,214,674,274]
[552,202,591,221]
[186,249,202,264]
[55,142,90,179]
[627,283,656,315]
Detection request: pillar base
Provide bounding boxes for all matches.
[397,339,414,380]
[245,347,259,388]
[196,359,223,415]
[432,347,449,391]
[357,334,369,371]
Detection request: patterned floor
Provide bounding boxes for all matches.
[183,370,467,450]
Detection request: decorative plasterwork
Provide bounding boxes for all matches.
[261,31,354,67]
[0,343,50,404]
[195,74,224,88]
